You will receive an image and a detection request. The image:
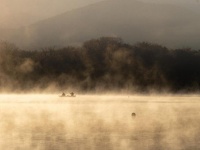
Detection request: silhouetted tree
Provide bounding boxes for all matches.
[1,38,200,93]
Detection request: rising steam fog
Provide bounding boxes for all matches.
[0,94,200,150]
[1,1,200,150]
[1,37,200,93]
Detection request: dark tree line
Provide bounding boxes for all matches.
[0,37,200,93]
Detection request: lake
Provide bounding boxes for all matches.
[0,94,200,150]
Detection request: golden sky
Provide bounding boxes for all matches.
[0,0,103,28]
[0,0,199,29]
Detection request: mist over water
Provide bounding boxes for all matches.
[0,94,200,150]
[1,0,200,149]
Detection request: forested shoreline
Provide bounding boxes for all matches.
[0,37,200,93]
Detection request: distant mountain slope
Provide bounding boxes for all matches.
[3,0,200,49]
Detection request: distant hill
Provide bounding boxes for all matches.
[2,0,200,49]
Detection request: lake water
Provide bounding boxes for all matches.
[0,94,200,150]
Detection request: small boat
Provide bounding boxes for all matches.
[59,92,76,97]
[59,95,76,97]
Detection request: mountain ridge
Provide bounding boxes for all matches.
[2,0,200,49]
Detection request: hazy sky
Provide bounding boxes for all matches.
[0,0,103,28]
[0,0,199,29]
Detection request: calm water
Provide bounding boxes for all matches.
[0,94,200,150]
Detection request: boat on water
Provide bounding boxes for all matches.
[59,95,76,97]
[60,92,76,97]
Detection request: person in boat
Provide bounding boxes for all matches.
[70,92,74,96]
[62,92,66,96]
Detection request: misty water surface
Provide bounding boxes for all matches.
[0,95,200,150]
